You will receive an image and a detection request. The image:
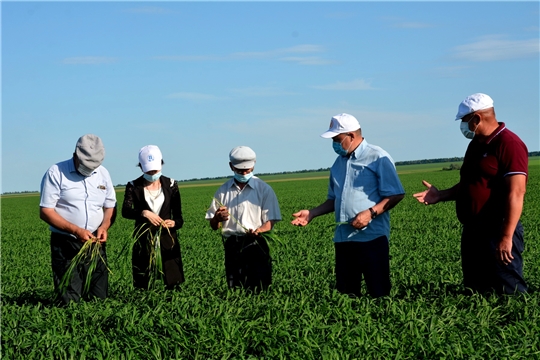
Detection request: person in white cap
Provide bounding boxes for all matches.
[40,134,117,304]
[206,146,281,292]
[292,114,405,298]
[413,93,529,294]
[122,145,185,290]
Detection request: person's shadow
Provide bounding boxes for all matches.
[2,289,56,307]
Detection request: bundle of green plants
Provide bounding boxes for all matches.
[124,223,173,289]
[57,238,110,297]
[212,197,285,248]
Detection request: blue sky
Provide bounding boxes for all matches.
[2,1,539,193]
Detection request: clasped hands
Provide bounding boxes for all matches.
[142,210,175,228]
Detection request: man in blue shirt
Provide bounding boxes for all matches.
[292,114,405,298]
[40,134,117,304]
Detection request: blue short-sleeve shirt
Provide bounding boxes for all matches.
[40,158,117,237]
[328,139,405,242]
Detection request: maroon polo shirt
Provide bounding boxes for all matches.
[456,122,528,225]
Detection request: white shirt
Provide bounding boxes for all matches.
[206,176,281,238]
[40,158,117,237]
[144,187,164,215]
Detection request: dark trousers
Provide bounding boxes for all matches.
[334,236,391,298]
[223,235,272,292]
[132,236,185,290]
[461,221,527,294]
[50,232,108,304]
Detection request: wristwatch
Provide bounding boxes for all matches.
[369,207,377,219]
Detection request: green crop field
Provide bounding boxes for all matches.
[2,164,539,359]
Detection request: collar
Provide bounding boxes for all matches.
[68,158,81,174]
[349,138,367,159]
[229,177,254,190]
[69,158,97,177]
[485,122,506,145]
[68,158,76,173]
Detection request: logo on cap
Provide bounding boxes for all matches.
[148,155,154,162]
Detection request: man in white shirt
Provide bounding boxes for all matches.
[206,146,281,292]
[40,134,117,304]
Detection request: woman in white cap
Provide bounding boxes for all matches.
[121,145,185,290]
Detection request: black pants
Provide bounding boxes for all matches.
[334,236,391,298]
[132,235,185,290]
[51,232,108,304]
[223,235,271,292]
[461,221,527,294]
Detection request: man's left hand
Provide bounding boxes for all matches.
[96,227,108,243]
[247,228,261,237]
[496,237,514,265]
[350,210,371,229]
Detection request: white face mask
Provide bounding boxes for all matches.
[460,121,478,139]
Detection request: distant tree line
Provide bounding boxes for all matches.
[394,157,464,166]
[3,152,539,194]
[442,164,462,171]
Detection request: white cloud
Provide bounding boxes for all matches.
[166,92,223,101]
[452,35,539,61]
[62,57,118,65]
[153,55,220,61]
[381,16,433,29]
[231,44,324,59]
[280,56,335,65]
[313,79,374,91]
[154,44,331,65]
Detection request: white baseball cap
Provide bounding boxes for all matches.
[320,113,361,138]
[455,93,494,120]
[138,145,163,172]
[229,146,256,169]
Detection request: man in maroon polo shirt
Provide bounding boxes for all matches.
[413,93,528,294]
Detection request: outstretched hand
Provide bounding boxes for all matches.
[413,180,440,205]
[291,210,311,226]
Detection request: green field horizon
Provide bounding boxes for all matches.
[4,156,538,196]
